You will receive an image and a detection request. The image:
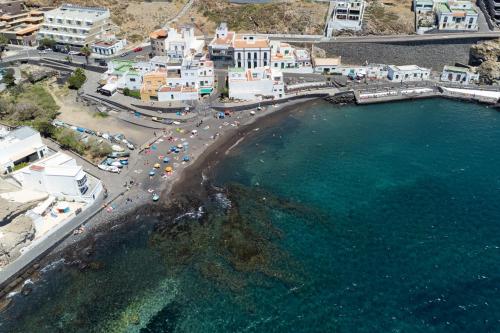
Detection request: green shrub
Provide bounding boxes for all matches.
[68,68,86,90]
[55,128,85,155]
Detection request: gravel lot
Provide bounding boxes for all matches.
[316,39,482,70]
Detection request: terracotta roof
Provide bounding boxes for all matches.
[29,165,45,171]
[233,37,269,49]
[210,31,235,46]
[159,86,197,93]
[150,28,167,39]
[313,57,341,67]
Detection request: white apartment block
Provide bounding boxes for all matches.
[387,65,430,82]
[325,0,365,37]
[0,126,49,174]
[14,152,103,203]
[92,35,126,56]
[435,0,478,31]
[233,34,271,70]
[150,25,204,59]
[228,66,285,101]
[37,4,114,47]
[440,65,479,84]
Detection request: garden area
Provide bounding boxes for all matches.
[0,74,111,162]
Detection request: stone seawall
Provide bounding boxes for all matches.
[314,39,491,70]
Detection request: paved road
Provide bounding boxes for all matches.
[268,31,500,43]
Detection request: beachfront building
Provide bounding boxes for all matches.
[208,22,235,62]
[13,152,103,203]
[140,70,168,101]
[91,35,126,56]
[155,55,215,102]
[313,56,342,74]
[440,65,479,84]
[0,126,49,174]
[0,8,45,45]
[435,0,479,31]
[233,34,271,69]
[228,66,285,101]
[37,4,115,48]
[149,25,204,59]
[387,65,430,82]
[324,0,365,37]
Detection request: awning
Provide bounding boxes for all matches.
[199,87,213,94]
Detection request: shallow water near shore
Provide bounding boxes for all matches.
[2,99,500,332]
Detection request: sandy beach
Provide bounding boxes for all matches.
[27,97,319,274]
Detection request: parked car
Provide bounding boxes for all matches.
[38,50,47,54]
[68,50,79,55]
[108,151,130,158]
[120,52,129,57]
[133,47,143,52]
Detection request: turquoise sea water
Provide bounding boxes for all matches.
[2,99,500,332]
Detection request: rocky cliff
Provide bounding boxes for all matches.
[0,198,37,267]
[470,38,500,85]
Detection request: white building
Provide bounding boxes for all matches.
[313,57,342,74]
[325,0,365,37]
[435,0,478,31]
[208,22,235,61]
[387,65,430,82]
[156,55,215,101]
[228,66,285,101]
[233,34,271,69]
[149,25,204,59]
[37,4,115,47]
[102,60,144,91]
[0,126,49,174]
[440,65,479,84]
[13,152,102,203]
[92,35,126,56]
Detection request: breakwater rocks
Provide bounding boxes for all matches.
[324,91,356,104]
[317,40,477,70]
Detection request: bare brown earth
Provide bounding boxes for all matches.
[363,0,415,35]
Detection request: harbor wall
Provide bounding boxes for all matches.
[314,39,490,70]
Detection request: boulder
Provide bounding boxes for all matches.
[470,38,500,65]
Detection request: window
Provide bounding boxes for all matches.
[248,61,251,68]
[254,52,257,59]
[263,52,267,59]
[130,78,136,82]
[263,61,267,66]
[254,61,257,68]
[77,175,88,187]
[247,52,251,59]
[237,52,241,60]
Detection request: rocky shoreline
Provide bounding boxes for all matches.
[0,98,319,306]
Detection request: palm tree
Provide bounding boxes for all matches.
[80,46,91,64]
[0,35,8,62]
[65,55,72,64]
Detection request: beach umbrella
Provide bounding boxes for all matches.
[154,163,161,169]
[183,141,189,146]
[163,157,170,163]
[149,170,156,176]
[183,156,190,162]
[165,166,173,172]
[174,148,180,153]
[177,144,183,149]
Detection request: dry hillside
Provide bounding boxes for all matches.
[27,0,416,39]
[363,0,415,35]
